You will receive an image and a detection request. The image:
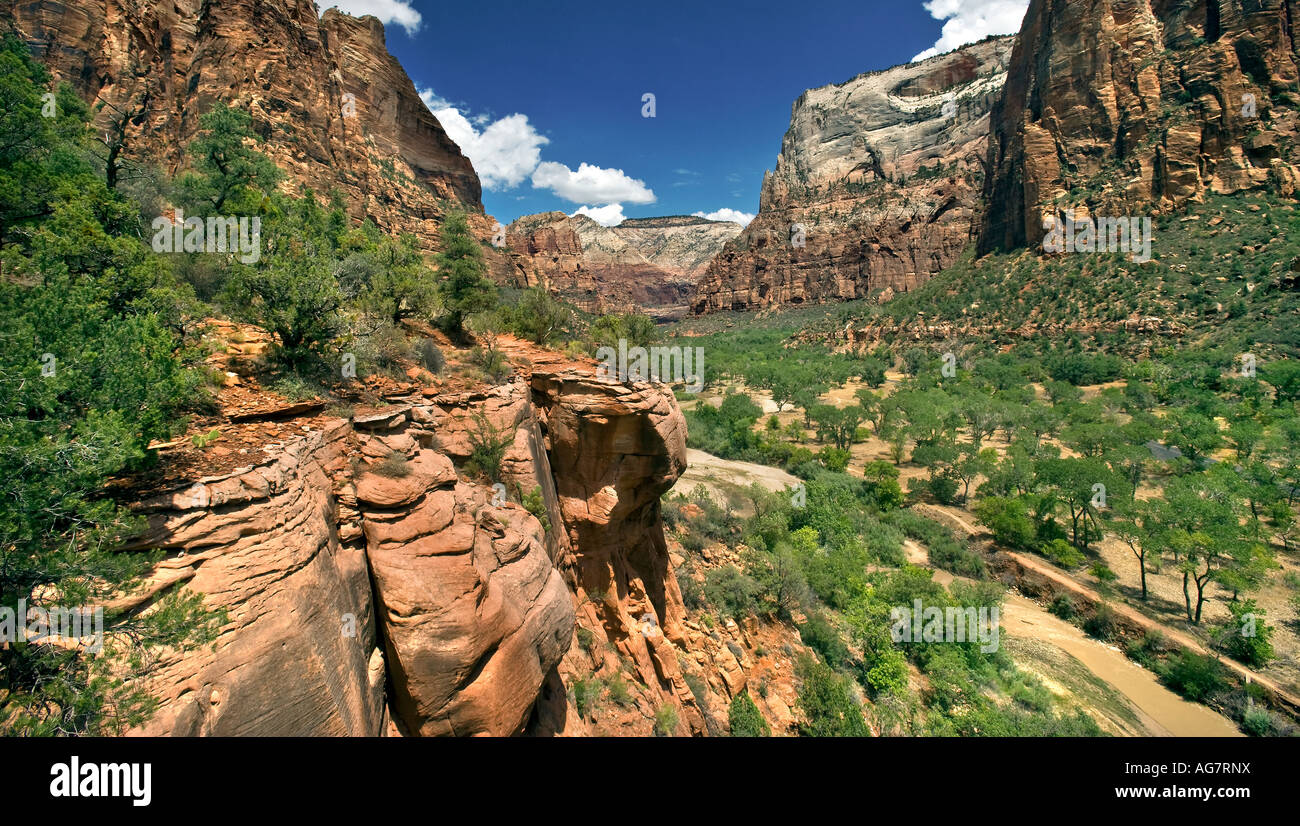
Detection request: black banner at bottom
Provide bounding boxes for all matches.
[0,735,1288,815]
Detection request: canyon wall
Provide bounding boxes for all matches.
[508,213,742,317]
[691,36,1014,314]
[0,0,519,266]
[979,0,1300,252]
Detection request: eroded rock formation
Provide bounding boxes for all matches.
[117,342,750,736]
[691,36,1014,314]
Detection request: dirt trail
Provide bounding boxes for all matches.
[903,539,1241,736]
[914,502,1300,715]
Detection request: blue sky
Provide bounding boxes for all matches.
[323,1,1028,227]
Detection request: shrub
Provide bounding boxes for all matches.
[795,655,870,737]
[928,474,959,505]
[464,412,512,480]
[974,496,1037,550]
[1159,651,1229,702]
[414,338,445,374]
[521,485,551,532]
[1082,602,1119,641]
[798,612,851,670]
[604,675,634,707]
[818,446,851,472]
[371,452,412,478]
[653,703,679,736]
[1042,538,1085,569]
[1216,599,1275,667]
[572,678,598,717]
[1048,594,1078,620]
[703,566,761,618]
[728,692,771,737]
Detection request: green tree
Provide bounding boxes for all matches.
[0,36,221,733]
[795,655,870,737]
[175,103,283,214]
[728,691,771,737]
[436,211,497,334]
[507,286,571,345]
[225,193,344,365]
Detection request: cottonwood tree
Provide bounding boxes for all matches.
[1109,498,1162,600]
[1157,471,1267,624]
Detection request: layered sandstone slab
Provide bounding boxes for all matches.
[122,420,385,736]
[979,0,1300,253]
[691,36,1015,314]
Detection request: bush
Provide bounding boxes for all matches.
[504,286,572,345]
[370,452,411,478]
[1048,594,1078,620]
[795,655,870,737]
[653,703,679,736]
[798,612,851,670]
[1082,602,1119,641]
[1159,651,1229,702]
[974,496,1037,550]
[414,338,445,374]
[928,474,959,505]
[521,485,550,532]
[728,692,771,737]
[464,412,512,480]
[703,566,761,619]
[572,678,598,718]
[818,446,851,472]
[604,675,634,707]
[1216,599,1275,667]
[1042,538,1085,569]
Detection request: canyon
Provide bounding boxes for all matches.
[506,212,742,318]
[691,35,1015,314]
[8,0,1299,739]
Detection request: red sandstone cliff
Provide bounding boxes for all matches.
[979,0,1300,252]
[1,0,508,258]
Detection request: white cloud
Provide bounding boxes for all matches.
[419,88,549,190]
[572,204,627,227]
[323,1,423,36]
[911,0,1028,61]
[418,90,654,206]
[531,161,655,205]
[692,208,754,226]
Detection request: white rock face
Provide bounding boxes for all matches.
[693,37,1015,314]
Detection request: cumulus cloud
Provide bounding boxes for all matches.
[911,0,1028,61]
[692,208,755,226]
[418,88,549,190]
[572,204,627,226]
[323,1,423,36]
[531,161,655,205]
